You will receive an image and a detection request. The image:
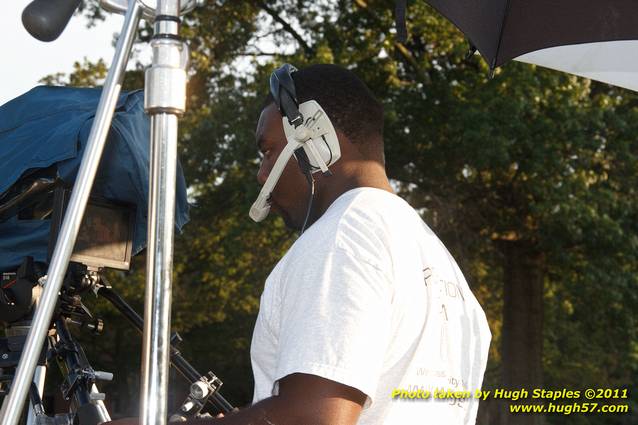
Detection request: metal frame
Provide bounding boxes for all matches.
[0,1,190,424]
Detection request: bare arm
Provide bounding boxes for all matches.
[106,373,367,425]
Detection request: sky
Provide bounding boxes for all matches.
[0,2,124,106]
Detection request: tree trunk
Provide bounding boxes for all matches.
[499,241,545,425]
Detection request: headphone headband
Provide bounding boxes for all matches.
[270,64,303,127]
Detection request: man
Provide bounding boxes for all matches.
[230,64,492,424]
[110,64,491,425]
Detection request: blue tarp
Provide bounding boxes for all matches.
[0,86,190,271]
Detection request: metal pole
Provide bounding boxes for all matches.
[0,3,142,424]
[140,114,179,425]
[140,1,187,424]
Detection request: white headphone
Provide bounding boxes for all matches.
[249,64,341,223]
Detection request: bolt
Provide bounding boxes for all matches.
[2,354,8,360]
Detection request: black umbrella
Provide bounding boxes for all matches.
[396,0,638,91]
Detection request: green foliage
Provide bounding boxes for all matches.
[39,58,108,86]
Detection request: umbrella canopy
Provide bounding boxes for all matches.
[423,0,638,91]
[515,41,638,93]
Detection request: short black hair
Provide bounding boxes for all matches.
[265,64,384,159]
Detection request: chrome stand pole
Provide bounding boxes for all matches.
[140,2,187,425]
[0,2,142,425]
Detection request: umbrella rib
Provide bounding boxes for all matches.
[492,0,513,71]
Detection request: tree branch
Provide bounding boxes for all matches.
[353,0,432,87]
[257,2,314,56]
[395,42,432,86]
[237,51,295,57]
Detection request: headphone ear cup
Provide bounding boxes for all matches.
[283,100,341,173]
[302,136,336,170]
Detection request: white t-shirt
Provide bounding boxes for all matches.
[250,187,491,424]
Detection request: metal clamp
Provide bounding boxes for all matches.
[144,39,189,115]
[100,0,204,22]
[170,372,223,421]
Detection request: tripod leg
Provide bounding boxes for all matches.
[55,318,110,425]
[89,384,111,423]
[26,366,46,425]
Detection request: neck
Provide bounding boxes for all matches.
[306,160,393,228]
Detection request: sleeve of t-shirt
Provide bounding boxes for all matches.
[272,245,394,407]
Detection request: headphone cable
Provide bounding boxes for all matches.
[300,171,315,234]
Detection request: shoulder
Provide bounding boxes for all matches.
[336,188,420,247]
[289,188,420,275]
